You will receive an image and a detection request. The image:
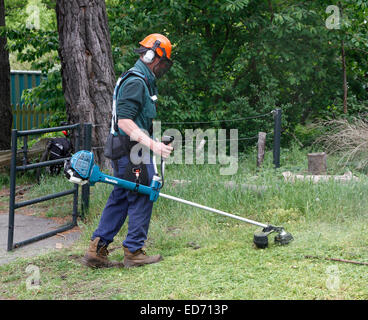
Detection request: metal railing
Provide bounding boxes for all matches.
[7,123,91,251]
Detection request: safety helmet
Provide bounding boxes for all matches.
[139,33,172,59]
[137,33,173,78]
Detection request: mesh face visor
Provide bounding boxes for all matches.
[135,39,173,78]
[153,54,173,79]
[152,43,173,78]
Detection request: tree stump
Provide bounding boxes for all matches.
[257,132,266,167]
[308,152,327,175]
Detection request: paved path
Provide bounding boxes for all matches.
[0,185,81,266]
[0,213,81,265]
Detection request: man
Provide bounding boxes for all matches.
[83,34,174,268]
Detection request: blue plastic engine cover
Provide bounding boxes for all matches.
[70,150,94,179]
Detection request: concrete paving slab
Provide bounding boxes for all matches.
[0,213,81,265]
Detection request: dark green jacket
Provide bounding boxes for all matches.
[116,59,158,136]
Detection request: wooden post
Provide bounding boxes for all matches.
[16,104,21,130]
[27,105,31,130]
[339,2,348,114]
[308,152,327,175]
[257,132,266,168]
[273,108,281,168]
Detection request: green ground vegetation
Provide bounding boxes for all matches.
[1,146,367,299]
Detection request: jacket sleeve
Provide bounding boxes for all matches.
[116,78,145,120]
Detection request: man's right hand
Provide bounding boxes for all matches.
[152,141,173,158]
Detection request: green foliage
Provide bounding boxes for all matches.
[107,0,368,150]
[322,95,368,121]
[3,0,368,148]
[4,0,56,31]
[6,25,64,117]
[293,123,325,148]
[3,0,63,114]
[4,0,58,69]
[3,24,59,73]
[23,70,64,112]
[37,110,68,129]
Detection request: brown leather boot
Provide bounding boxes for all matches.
[82,237,123,268]
[123,246,163,268]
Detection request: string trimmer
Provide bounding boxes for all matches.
[64,136,293,249]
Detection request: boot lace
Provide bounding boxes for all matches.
[98,246,109,257]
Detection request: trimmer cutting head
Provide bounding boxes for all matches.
[274,229,294,245]
[253,225,293,249]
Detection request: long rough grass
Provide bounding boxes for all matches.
[314,117,368,171]
[1,146,368,300]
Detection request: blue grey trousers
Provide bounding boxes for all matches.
[91,155,155,252]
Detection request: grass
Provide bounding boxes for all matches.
[1,145,368,300]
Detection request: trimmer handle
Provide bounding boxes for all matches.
[162,135,174,145]
[157,136,174,190]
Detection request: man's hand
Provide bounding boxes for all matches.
[152,141,173,158]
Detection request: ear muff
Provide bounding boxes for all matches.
[142,49,155,64]
[142,40,162,64]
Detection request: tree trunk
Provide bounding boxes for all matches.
[56,0,115,168]
[339,2,348,114]
[341,39,348,114]
[0,0,12,150]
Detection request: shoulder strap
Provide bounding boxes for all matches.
[116,70,153,99]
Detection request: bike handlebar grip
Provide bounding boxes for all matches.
[162,135,174,145]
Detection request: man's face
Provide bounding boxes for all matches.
[152,55,173,79]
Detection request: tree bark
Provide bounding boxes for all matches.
[56,0,115,168]
[341,39,348,114]
[339,2,348,114]
[0,0,12,150]
[268,0,274,23]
